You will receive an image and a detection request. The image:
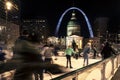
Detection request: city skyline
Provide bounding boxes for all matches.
[20,0,120,36]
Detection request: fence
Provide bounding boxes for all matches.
[51,54,120,80]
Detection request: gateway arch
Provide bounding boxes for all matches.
[55,7,94,38]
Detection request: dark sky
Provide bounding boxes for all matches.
[20,0,120,36]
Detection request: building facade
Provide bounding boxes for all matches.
[0,0,20,47]
[21,18,49,43]
[66,11,83,49]
[94,17,109,43]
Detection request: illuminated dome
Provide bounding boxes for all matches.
[67,11,81,36]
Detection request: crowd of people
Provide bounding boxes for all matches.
[0,30,67,80]
[0,30,119,80]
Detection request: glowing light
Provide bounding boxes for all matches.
[55,7,94,38]
[6,1,12,10]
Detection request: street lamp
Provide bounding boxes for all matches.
[5,1,12,10]
[5,1,13,44]
[5,1,12,29]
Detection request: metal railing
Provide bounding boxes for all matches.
[51,54,120,80]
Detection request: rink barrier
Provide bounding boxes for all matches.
[51,54,120,80]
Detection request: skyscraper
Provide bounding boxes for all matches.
[21,18,49,42]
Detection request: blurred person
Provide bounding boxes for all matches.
[28,32,44,80]
[83,43,90,66]
[0,30,69,80]
[2,49,13,62]
[0,47,13,63]
[98,43,105,59]
[72,40,76,51]
[53,45,58,56]
[13,30,44,80]
[101,42,116,59]
[40,44,49,60]
[53,45,60,60]
[43,44,54,64]
[41,44,54,74]
[92,45,97,59]
[65,45,74,68]
[0,47,2,52]
[0,47,5,62]
[74,45,79,60]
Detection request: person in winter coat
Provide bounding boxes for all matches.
[65,45,74,68]
[83,44,90,66]
[101,42,116,59]
[0,30,68,80]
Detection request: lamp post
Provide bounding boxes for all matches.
[5,1,12,30]
[5,1,12,44]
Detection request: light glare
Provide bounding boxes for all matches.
[6,1,12,10]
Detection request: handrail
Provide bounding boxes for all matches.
[51,54,120,80]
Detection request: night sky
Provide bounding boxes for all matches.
[20,0,120,36]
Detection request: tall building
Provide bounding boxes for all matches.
[94,17,109,42]
[0,0,20,46]
[21,18,49,42]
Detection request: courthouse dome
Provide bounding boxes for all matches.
[67,12,80,26]
[67,11,81,36]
